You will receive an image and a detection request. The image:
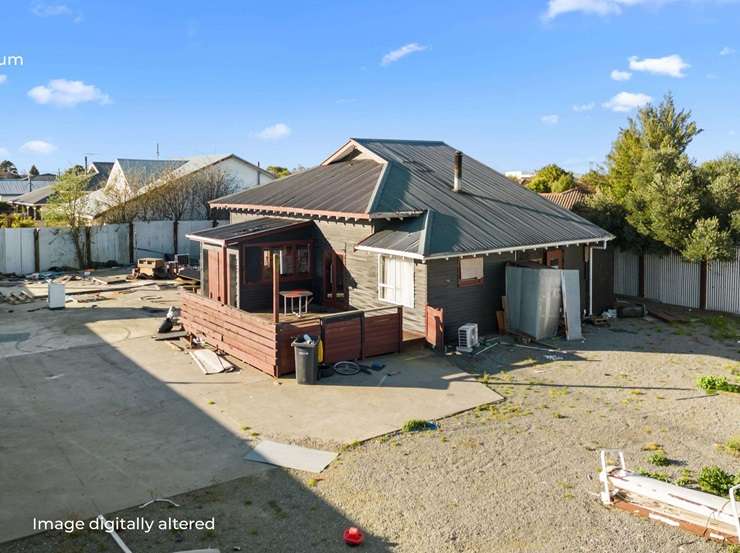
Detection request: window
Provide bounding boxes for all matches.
[459,257,484,286]
[378,255,414,308]
[201,246,209,297]
[251,242,312,284]
[227,250,239,308]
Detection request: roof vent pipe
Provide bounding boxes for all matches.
[453,151,463,192]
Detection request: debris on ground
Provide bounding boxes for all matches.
[189,348,235,375]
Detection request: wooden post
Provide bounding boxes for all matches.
[128,222,135,264]
[33,228,40,273]
[272,252,280,323]
[699,260,707,310]
[173,220,179,257]
[84,226,92,268]
[397,306,403,352]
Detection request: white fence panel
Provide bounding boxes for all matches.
[707,248,740,314]
[133,221,174,260]
[644,250,700,308]
[0,228,35,275]
[613,249,639,296]
[39,227,80,270]
[91,224,129,265]
[177,220,226,261]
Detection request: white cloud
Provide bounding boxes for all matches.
[0,75,7,85]
[31,3,82,23]
[603,91,652,112]
[544,0,651,19]
[720,46,736,56]
[572,102,595,112]
[28,79,111,107]
[541,114,560,125]
[628,54,689,77]
[255,123,291,141]
[20,140,57,154]
[610,69,632,81]
[381,43,427,66]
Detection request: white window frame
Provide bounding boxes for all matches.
[459,256,484,285]
[377,255,415,308]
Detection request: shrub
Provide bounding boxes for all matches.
[697,466,738,496]
[647,451,670,467]
[401,419,436,432]
[697,375,740,394]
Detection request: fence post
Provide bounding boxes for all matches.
[397,306,403,352]
[173,220,179,257]
[84,227,92,268]
[699,260,707,310]
[128,222,134,264]
[33,228,40,273]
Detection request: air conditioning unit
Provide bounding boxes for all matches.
[457,323,479,353]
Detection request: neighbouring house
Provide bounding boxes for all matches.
[84,154,274,221]
[0,175,56,203]
[539,186,590,211]
[10,162,111,220]
[183,138,613,376]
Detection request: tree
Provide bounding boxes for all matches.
[683,217,734,262]
[43,168,92,269]
[267,165,291,178]
[28,165,40,177]
[0,160,19,178]
[187,167,238,219]
[526,164,576,193]
[578,168,608,192]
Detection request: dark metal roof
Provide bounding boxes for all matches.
[353,139,612,257]
[212,138,612,257]
[212,160,385,217]
[11,184,54,206]
[186,217,309,245]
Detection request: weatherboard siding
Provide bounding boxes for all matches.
[426,253,514,340]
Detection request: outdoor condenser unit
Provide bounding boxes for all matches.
[457,323,479,353]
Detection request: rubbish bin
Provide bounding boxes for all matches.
[292,334,318,385]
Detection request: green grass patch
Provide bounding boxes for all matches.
[704,314,740,341]
[720,435,740,457]
[401,419,437,432]
[697,375,740,394]
[637,468,671,482]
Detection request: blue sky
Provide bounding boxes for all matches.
[1,0,740,175]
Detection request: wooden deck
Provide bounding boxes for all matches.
[181,291,405,377]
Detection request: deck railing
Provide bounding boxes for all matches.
[180,291,403,377]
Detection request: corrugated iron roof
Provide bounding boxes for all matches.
[0,178,55,196]
[212,160,385,217]
[186,217,309,245]
[213,138,613,257]
[10,184,54,206]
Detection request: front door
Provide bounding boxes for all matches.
[207,248,223,302]
[323,252,347,308]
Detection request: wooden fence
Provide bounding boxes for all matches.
[180,291,403,377]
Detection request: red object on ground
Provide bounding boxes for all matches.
[343,527,364,546]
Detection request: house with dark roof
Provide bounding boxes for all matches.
[186,138,613,360]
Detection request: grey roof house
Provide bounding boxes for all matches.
[189,138,613,348]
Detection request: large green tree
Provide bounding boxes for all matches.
[526,164,576,193]
[592,93,736,261]
[0,160,19,177]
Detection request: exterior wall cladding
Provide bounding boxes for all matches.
[230,213,595,339]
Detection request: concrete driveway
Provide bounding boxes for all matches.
[0,289,500,543]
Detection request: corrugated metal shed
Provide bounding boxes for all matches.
[186,217,308,245]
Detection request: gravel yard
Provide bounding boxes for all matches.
[2,314,738,553]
